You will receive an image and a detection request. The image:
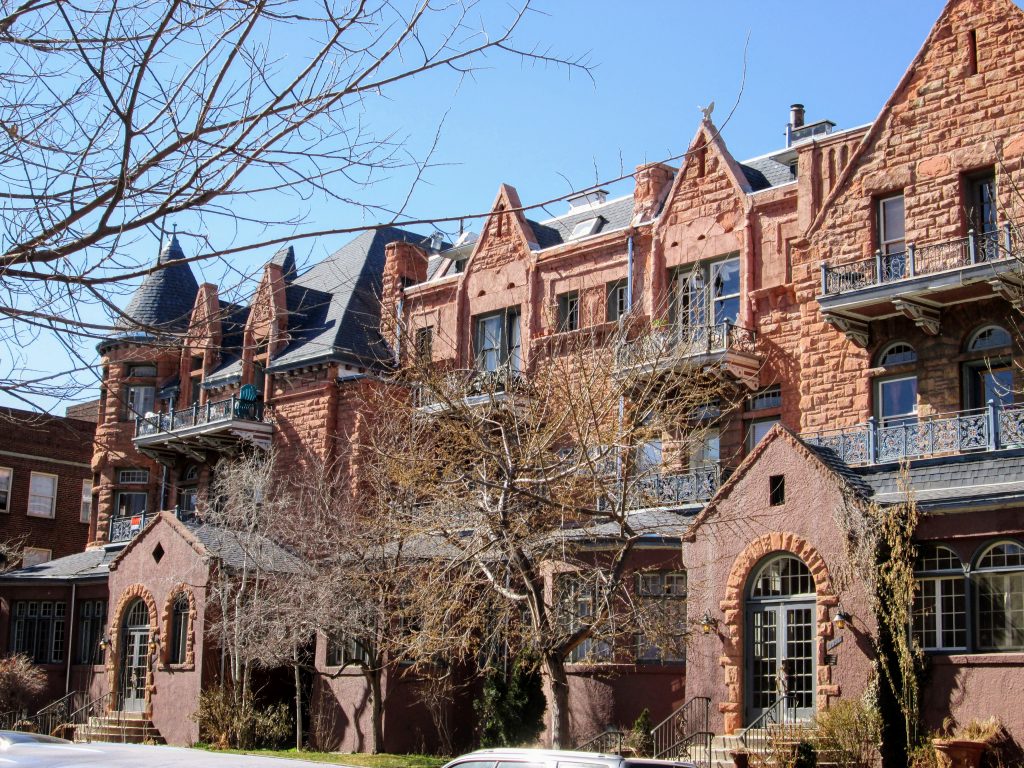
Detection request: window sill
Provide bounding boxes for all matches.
[927,651,1024,665]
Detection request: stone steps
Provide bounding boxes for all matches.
[75,714,164,745]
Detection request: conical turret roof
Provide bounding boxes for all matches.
[118,235,199,333]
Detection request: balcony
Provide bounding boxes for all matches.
[818,227,1023,346]
[108,507,197,544]
[614,322,760,389]
[802,401,1024,466]
[133,395,273,460]
[624,464,721,510]
[414,367,526,413]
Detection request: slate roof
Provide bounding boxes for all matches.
[0,548,117,583]
[856,451,1024,508]
[185,522,305,574]
[266,227,429,372]
[739,155,797,192]
[118,236,199,333]
[202,301,251,387]
[527,195,634,250]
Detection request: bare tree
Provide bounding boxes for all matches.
[0,0,590,405]
[363,313,748,747]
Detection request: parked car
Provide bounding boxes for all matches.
[442,748,697,768]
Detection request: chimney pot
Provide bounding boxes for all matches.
[790,103,805,128]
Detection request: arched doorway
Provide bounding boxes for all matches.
[745,554,816,723]
[119,599,151,712]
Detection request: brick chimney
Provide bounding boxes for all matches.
[380,240,429,357]
[631,162,675,224]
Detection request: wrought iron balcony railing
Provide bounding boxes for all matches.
[108,506,197,543]
[802,401,1024,466]
[614,321,757,371]
[414,366,525,410]
[134,395,267,439]
[594,464,721,511]
[820,226,1016,296]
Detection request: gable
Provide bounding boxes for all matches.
[464,184,539,275]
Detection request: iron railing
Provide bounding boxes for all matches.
[738,694,801,765]
[623,465,721,509]
[414,367,525,409]
[31,691,85,738]
[803,401,1024,466]
[135,395,266,438]
[575,728,626,755]
[820,226,1015,295]
[652,695,712,761]
[68,691,151,743]
[109,506,196,543]
[615,322,757,371]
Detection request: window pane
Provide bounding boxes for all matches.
[711,258,740,298]
[0,467,11,511]
[507,311,522,371]
[80,480,93,524]
[879,377,917,425]
[28,474,57,516]
[983,368,1014,407]
[880,195,905,252]
[749,419,779,450]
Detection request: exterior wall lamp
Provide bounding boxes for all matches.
[832,609,851,630]
[700,609,718,635]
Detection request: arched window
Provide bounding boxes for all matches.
[876,341,917,367]
[975,540,1024,651]
[912,545,966,651]
[963,326,1014,409]
[124,598,148,629]
[169,593,190,665]
[749,554,814,599]
[967,325,1012,352]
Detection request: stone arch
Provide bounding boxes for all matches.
[717,532,840,733]
[160,583,197,669]
[106,584,159,716]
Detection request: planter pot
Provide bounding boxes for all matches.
[933,738,986,768]
[730,751,749,768]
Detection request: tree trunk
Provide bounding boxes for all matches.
[544,652,571,749]
[365,668,384,754]
[293,644,303,751]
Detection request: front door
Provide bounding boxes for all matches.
[745,555,816,724]
[119,600,150,712]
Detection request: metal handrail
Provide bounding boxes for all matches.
[135,395,267,437]
[615,321,757,371]
[820,225,1016,295]
[666,730,713,768]
[802,400,1024,466]
[738,693,802,764]
[67,691,115,743]
[413,366,525,409]
[652,695,711,761]
[575,728,626,755]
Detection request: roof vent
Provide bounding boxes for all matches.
[566,189,609,211]
[428,231,446,252]
[785,104,836,147]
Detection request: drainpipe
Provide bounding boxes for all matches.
[65,582,77,694]
[159,465,168,513]
[395,295,404,366]
[626,234,635,312]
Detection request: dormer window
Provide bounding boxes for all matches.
[569,217,603,240]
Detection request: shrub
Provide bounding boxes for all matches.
[194,686,292,750]
[792,739,817,768]
[0,654,46,714]
[473,654,545,748]
[813,699,882,768]
[627,708,654,757]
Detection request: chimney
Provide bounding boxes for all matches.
[566,189,609,212]
[790,103,806,129]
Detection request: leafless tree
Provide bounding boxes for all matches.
[363,311,749,748]
[0,0,591,405]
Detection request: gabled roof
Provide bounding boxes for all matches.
[267,227,426,371]
[0,548,117,584]
[118,235,199,333]
[528,195,634,249]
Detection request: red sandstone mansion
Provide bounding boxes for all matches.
[3,0,1024,758]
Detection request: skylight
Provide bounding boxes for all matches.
[570,217,603,239]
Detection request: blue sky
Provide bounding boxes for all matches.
[12,0,972,413]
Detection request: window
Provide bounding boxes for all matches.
[190,375,202,407]
[27,472,57,518]
[912,545,966,652]
[11,600,66,663]
[769,475,785,506]
[636,571,687,663]
[558,576,611,663]
[414,327,433,363]
[557,291,580,332]
[80,480,93,524]
[127,364,157,377]
[473,308,521,372]
[748,419,779,451]
[877,342,917,367]
[968,171,997,236]
[750,555,814,598]
[169,593,190,665]
[877,194,906,255]
[606,279,628,322]
[114,491,147,518]
[875,375,918,427]
[975,541,1024,651]
[76,600,106,665]
[125,384,155,419]
[326,634,372,667]
[0,467,10,513]
[22,547,51,567]
[118,469,149,485]
[963,326,1014,410]
[634,438,662,473]
[689,428,720,468]
[569,217,603,239]
[747,385,781,411]
[669,255,740,329]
